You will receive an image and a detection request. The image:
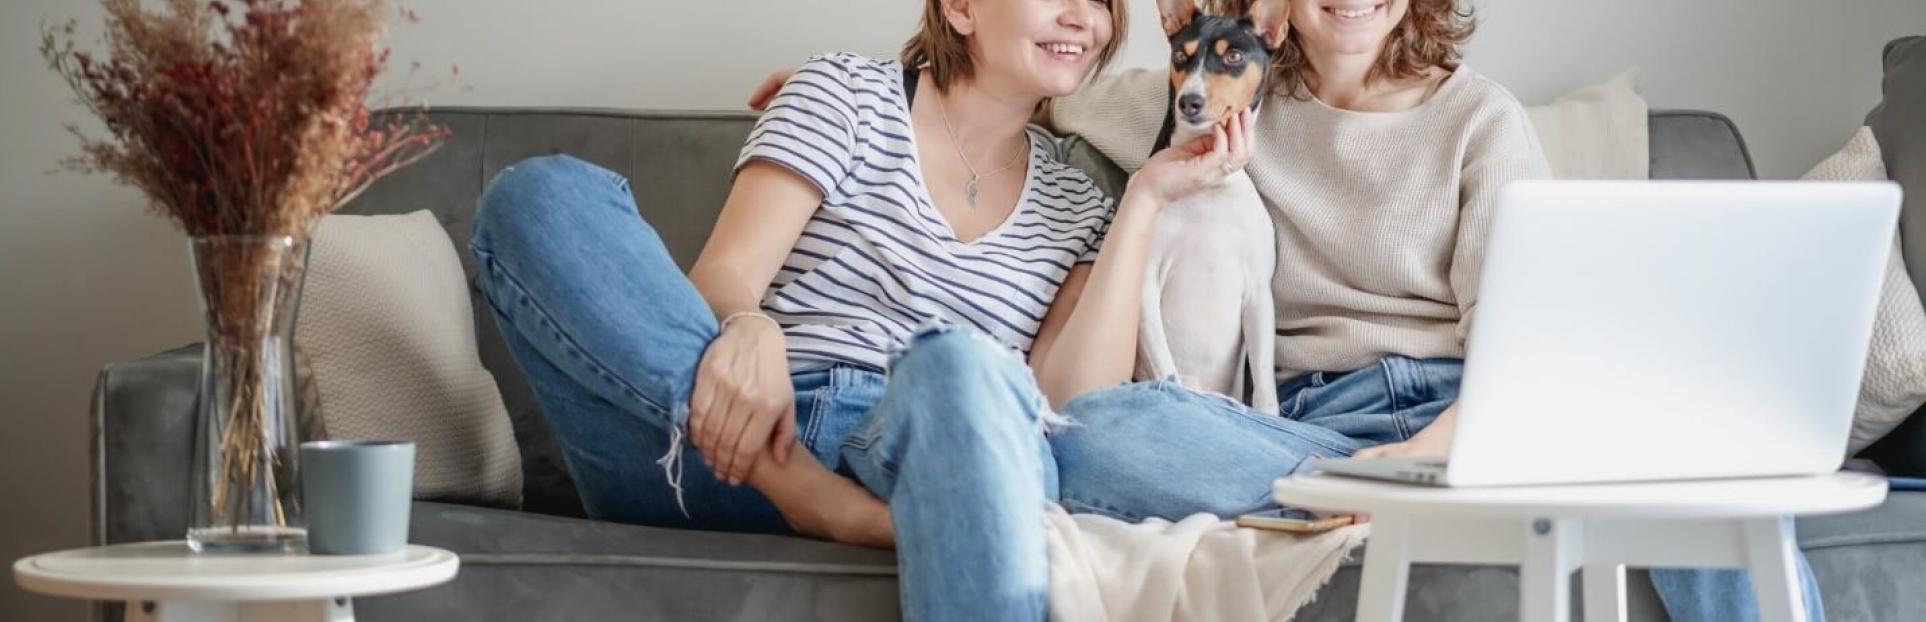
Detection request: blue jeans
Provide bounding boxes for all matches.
[1056,357,1825,621]
[470,155,1057,621]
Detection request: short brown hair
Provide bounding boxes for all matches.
[1263,0,1476,99]
[902,0,1129,92]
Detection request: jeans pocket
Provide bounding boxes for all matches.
[805,383,877,471]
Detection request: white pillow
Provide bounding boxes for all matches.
[1802,127,1926,453]
[1525,72,1650,180]
[296,210,523,507]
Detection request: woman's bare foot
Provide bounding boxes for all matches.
[746,441,896,549]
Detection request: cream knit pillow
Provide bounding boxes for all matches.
[1803,127,1926,453]
[1524,72,1650,180]
[296,210,523,507]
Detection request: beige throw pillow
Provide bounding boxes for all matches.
[296,210,523,507]
[1802,127,1926,453]
[1525,71,1650,180]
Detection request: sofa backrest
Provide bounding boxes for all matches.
[342,106,1766,516]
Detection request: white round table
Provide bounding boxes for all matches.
[1274,471,1886,622]
[13,541,459,622]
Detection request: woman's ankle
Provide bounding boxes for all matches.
[747,442,895,548]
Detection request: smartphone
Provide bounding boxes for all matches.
[1234,509,1356,534]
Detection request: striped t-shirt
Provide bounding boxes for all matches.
[734,52,1115,372]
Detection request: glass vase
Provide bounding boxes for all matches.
[186,235,309,553]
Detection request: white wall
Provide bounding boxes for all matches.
[2,1,206,620]
[2,1,1920,619]
[1464,0,1924,179]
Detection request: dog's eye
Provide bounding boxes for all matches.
[1224,50,1247,66]
[1172,49,1188,65]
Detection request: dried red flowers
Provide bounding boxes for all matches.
[41,0,450,236]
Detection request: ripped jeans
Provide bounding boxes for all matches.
[469,155,1058,621]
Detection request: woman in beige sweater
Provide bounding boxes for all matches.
[1043,1,1821,618]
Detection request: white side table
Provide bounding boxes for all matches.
[13,541,459,622]
[1274,471,1886,622]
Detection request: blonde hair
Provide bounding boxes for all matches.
[902,0,1129,92]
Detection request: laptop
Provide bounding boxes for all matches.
[1312,180,1903,487]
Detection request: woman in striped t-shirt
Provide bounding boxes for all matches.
[468,0,1253,619]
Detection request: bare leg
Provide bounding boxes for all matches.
[746,442,896,549]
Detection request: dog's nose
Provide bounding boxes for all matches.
[1178,94,1205,119]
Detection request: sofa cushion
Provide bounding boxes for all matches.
[1797,490,1926,620]
[363,502,898,621]
[368,494,1926,622]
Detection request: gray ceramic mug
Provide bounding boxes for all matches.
[300,440,415,555]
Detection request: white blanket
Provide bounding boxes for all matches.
[1045,505,1368,622]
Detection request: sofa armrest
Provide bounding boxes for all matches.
[91,343,201,545]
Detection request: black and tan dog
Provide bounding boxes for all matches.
[1137,0,1290,412]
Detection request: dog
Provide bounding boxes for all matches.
[1137,0,1290,413]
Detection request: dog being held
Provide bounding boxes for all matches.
[1137,0,1290,412]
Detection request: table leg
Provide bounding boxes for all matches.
[1582,564,1627,622]
[1742,517,1806,622]
[1521,517,1577,622]
[1356,514,1412,622]
[127,598,354,622]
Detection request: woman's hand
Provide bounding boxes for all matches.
[746,68,795,111]
[1125,108,1257,207]
[1355,402,1459,460]
[690,314,796,485]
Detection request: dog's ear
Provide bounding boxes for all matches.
[1247,0,1291,50]
[1158,0,1198,37]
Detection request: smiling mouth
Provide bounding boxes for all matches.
[1038,42,1088,63]
[1322,3,1385,20]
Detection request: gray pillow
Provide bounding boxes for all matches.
[1868,36,1924,307]
[1861,36,1926,476]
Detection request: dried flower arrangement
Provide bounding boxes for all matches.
[41,0,450,548]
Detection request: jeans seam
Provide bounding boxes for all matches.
[1264,412,1352,457]
[1380,357,1412,440]
[481,247,674,418]
[1188,386,1352,457]
[803,386,833,453]
[469,245,514,323]
[1059,497,1142,523]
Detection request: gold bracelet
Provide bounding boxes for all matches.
[719,311,779,331]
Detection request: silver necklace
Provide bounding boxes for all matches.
[934,93,1027,206]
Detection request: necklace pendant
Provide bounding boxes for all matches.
[965,178,980,206]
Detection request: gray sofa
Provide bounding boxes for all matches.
[91,104,1926,620]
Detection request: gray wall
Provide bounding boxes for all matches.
[2,1,1920,619]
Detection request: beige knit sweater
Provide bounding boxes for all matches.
[1052,68,1552,380]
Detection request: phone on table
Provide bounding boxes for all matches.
[1235,508,1356,534]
